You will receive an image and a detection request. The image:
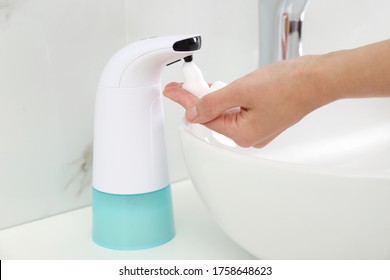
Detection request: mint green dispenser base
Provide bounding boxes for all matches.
[92,186,175,250]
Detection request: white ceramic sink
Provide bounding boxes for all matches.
[179,98,390,259]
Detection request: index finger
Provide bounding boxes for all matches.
[163,82,199,110]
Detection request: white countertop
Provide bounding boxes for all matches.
[0,180,254,259]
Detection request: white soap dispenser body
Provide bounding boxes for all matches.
[92,35,201,250]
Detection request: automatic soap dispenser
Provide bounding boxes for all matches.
[92,35,202,250]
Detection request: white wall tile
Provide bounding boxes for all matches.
[0,0,127,229]
[304,0,390,53]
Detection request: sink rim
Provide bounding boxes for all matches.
[179,119,390,180]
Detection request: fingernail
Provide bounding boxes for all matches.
[186,106,198,122]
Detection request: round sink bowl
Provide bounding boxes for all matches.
[179,98,390,259]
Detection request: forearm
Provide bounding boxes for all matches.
[313,40,390,101]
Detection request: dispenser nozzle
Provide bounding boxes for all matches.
[184,55,193,62]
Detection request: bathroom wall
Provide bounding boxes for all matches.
[0,0,127,229]
[1,0,390,229]
[304,0,390,53]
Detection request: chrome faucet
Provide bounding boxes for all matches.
[259,0,309,67]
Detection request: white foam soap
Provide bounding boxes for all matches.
[209,80,227,92]
[182,58,226,98]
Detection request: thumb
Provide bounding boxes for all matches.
[185,85,241,124]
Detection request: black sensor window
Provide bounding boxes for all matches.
[172,36,202,52]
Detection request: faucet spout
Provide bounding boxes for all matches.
[259,0,309,67]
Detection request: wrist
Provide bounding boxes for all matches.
[315,50,360,100]
[293,54,338,114]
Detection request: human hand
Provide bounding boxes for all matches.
[164,55,334,148]
[164,40,390,148]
